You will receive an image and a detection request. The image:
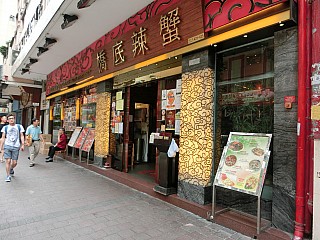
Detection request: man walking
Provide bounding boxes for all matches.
[26,118,44,167]
[0,114,25,182]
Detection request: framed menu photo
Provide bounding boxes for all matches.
[81,129,95,152]
[214,132,272,196]
[68,127,82,147]
[73,128,90,149]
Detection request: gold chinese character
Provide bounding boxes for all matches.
[113,41,125,65]
[159,8,181,46]
[132,27,149,57]
[97,50,107,73]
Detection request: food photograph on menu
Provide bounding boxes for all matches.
[73,128,90,149]
[214,132,272,196]
[81,129,95,152]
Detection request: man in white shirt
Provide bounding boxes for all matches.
[0,114,25,182]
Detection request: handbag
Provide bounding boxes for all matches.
[25,135,32,147]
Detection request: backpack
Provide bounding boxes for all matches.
[4,124,22,145]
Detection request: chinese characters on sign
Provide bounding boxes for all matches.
[132,27,149,57]
[110,8,181,65]
[113,41,125,65]
[159,8,181,46]
[97,50,107,73]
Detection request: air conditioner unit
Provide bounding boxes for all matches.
[77,0,96,9]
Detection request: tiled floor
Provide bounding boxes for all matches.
[0,149,253,240]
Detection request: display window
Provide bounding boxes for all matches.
[158,76,182,136]
[81,86,97,128]
[63,97,77,132]
[215,38,274,187]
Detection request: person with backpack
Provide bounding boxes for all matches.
[25,118,44,167]
[0,115,8,162]
[0,113,25,182]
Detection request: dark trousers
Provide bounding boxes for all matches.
[48,146,63,158]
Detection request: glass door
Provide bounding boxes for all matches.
[215,38,274,189]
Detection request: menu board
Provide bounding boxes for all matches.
[73,128,89,149]
[68,127,82,147]
[214,132,272,196]
[81,129,95,152]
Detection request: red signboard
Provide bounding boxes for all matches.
[203,0,288,32]
[46,0,204,95]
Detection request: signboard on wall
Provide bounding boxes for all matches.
[214,132,272,196]
[46,0,204,95]
[203,0,288,32]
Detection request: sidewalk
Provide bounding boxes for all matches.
[0,148,252,240]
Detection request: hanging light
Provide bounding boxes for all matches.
[61,14,78,30]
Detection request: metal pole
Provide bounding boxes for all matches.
[257,195,261,235]
[210,185,216,221]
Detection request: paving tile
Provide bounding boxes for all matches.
[0,149,251,240]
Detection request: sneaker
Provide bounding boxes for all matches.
[45,157,50,160]
[28,157,30,160]
[10,168,14,175]
[5,176,11,182]
[29,163,34,167]
[45,158,53,162]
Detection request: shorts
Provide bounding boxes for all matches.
[4,145,20,160]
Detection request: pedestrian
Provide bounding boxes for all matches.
[25,118,44,167]
[0,113,25,182]
[0,115,8,162]
[46,128,67,162]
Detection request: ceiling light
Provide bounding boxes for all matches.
[77,0,96,9]
[243,35,248,38]
[43,37,57,48]
[213,44,217,47]
[279,22,284,27]
[37,47,48,56]
[21,68,29,75]
[61,14,78,30]
[29,58,38,64]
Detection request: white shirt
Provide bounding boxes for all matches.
[1,124,25,148]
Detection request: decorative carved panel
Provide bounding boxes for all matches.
[204,0,288,32]
[94,92,111,157]
[179,68,214,187]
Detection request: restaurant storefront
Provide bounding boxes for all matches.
[46,0,298,236]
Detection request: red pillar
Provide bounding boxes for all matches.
[294,0,308,239]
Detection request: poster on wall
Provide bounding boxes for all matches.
[214,132,272,196]
[175,94,181,109]
[176,79,182,93]
[81,129,95,152]
[166,110,175,130]
[175,110,180,135]
[68,127,82,147]
[63,106,77,131]
[74,128,90,149]
[166,89,176,110]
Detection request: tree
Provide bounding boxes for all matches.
[0,46,8,59]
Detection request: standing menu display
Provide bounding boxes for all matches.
[214,132,272,196]
[81,129,95,152]
[68,127,82,147]
[73,128,89,149]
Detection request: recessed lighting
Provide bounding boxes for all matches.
[243,35,248,38]
[213,44,217,47]
[174,56,178,59]
[279,23,284,27]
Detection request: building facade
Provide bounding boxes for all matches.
[5,0,318,239]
